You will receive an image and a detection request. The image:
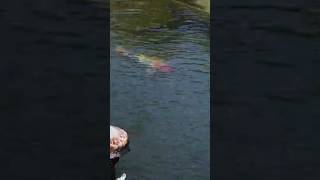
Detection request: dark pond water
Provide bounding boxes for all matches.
[110,0,210,179]
[213,1,320,179]
[1,0,108,179]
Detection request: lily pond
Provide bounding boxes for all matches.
[110,0,210,179]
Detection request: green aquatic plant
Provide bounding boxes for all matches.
[110,0,209,33]
[110,0,210,53]
[173,0,210,13]
[111,0,174,32]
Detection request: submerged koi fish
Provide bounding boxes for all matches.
[115,47,174,73]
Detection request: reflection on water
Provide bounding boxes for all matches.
[110,0,210,179]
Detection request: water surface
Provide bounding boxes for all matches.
[110,0,210,179]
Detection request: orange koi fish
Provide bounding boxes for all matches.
[115,47,174,73]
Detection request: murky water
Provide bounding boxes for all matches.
[213,1,320,179]
[110,0,210,179]
[1,0,108,179]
